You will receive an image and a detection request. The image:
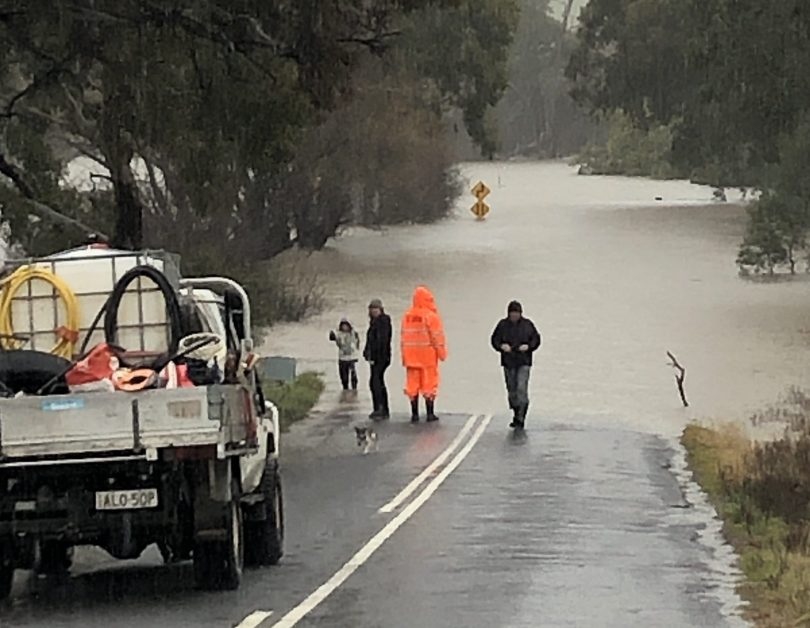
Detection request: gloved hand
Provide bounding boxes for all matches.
[329,331,336,341]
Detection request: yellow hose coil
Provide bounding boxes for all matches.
[0,266,80,358]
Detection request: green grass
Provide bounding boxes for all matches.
[682,423,810,627]
[263,372,325,432]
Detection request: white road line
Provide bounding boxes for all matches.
[270,413,493,628]
[378,413,480,513]
[234,610,273,628]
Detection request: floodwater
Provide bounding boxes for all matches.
[268,160,810,436]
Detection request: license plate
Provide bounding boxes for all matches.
[95,489,158,511]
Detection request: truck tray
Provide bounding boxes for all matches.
[0,385,256,461]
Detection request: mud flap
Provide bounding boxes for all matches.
[194,459,233,538]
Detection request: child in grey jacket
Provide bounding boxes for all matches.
[329,318,360,390]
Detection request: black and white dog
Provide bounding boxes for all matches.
[354,426,378,455]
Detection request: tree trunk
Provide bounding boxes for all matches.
[111,165,143,250]
[561,0,576,35]
[100,77,144,250]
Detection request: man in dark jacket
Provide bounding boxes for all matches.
[364,298,392,419]
[490,301,541,429]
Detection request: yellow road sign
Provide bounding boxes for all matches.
[472,181,491,200]
[471,200,490,220]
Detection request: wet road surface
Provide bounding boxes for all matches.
[298,419,743,628]
[1,408,747,627]
[1,406,470,627]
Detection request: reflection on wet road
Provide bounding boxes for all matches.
[299,421,746,627]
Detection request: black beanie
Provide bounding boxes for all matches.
[507,300,523,314]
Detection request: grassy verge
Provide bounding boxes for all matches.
[682,421,810,627]
[263,372,325,432]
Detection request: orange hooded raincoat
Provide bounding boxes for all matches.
[401,286,447,400]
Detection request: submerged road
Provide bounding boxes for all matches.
[1,403,747,627]
[1,162,770,626]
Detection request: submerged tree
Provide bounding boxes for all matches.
[737,115,810,275]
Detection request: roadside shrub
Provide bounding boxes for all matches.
[182,249,325,330]
[746,432,810,531]
[243,253,325,328]
[263,372,325,432]
[683,395,810,626]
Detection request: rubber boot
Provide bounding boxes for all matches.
[426,398,439,422]
[410,398,420,423]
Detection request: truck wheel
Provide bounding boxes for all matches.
[244,461,284,567]
[193,497,244,590]
[0,541,14,601]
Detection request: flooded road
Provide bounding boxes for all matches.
[6,161,808,627]
[270,161,810,434]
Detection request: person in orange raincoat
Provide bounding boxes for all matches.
[401,286,447,422]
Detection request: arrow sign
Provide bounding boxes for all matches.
[471,181,491,200]
[471,200,490,220]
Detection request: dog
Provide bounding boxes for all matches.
[354,426,378,455]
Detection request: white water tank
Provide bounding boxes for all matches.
[6,246,181,356]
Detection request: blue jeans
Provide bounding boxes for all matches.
[504,366,531,415]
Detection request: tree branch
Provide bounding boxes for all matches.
[561,0,576,35]
[1,64,67,119]
[666,351,689,407]
[3,82,39,119]
[64,138,109,170]
[0,151,106,238]
[0,152,33,198]
[140,150,170,216]
[59,82,97,138]
[336,31,402,53]
[18,105,65,127]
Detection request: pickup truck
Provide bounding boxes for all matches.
[0,247,283,598]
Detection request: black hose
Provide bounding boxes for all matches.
[104,265,184,356]
[151,335,217,373]
[78,296,111,355]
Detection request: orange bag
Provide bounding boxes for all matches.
[112,368,158,392]
[66,343,120,387]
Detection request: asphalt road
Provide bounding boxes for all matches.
[0,400,747,628]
